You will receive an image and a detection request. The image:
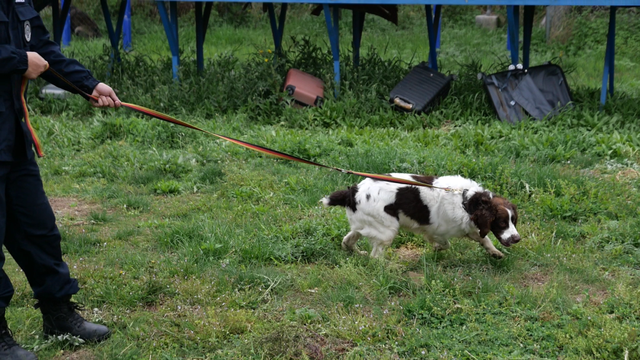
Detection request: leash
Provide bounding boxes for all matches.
[45,67,461,192]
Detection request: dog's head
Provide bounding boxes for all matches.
[465,191,520,247]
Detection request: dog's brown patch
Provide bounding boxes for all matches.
[384,187,431,225]
[410,175,435,185]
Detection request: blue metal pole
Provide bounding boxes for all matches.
[156,1,180,80]
[523,6,534,69]
[123,0,132,52]
[425,5,437,71]
[600,6,617,107]
[323,4,340,97]
[506,5,519,65]
[62,0,71,48]
[352,10,365,67]
[434,5,441,49]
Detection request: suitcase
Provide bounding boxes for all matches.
[479,62,573,124]
[283,69,324,108]
[389,62,454,114]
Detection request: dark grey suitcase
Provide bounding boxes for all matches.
[479,63,573,124]
[389,62,454,114]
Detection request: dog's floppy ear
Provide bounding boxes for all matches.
[467,191,495,238]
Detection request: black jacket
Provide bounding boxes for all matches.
[0,0,99,160]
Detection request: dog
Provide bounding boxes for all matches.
[320,173,520,259]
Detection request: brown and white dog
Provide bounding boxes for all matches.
[321,173,520,259]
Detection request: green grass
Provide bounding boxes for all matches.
[4,3,640,360]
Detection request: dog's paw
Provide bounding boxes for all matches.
[490,250,505,259]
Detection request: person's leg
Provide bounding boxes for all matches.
[4,158,110,342]
[0,162,37,359]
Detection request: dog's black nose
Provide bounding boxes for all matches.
[510,235,521,244]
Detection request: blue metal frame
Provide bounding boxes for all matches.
[124,0,132,51]
[149,1,632,106]
[600,6,617,107]
[61,0,71,47]
[323,4,341,97]
[195,2,213,72]
[267,3,288,55]
[352,10,366,67]
[51,0,72,46]
[506,5,520,65]
[522,6,534,69]
[156,1,181,80]
[99,0,128,76]
[425,4,441,71]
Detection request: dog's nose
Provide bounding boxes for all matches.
[510,235,521,244]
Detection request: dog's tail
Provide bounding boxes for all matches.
[320,186,358,209]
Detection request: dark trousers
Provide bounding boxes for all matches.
[0,158,79,308]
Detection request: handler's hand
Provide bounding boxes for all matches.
[25,52,49,80]
[91,83,122,108]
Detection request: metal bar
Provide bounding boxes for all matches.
[506,5,519,65]
[170,1,179,53]
[61,0,71,47]
[156,1,180,80]
[608,6,616,96]
[114,0,128,52]
[323,4,340,97]
[600,6,617,106]
[425,5,437,70]
[434,5,441,49]
[196,2,204,72]
[124,0,132,51]
[203,2,213,42]
[523,5,534,69]
[100,0,117,49]
[352,10,365,67]
[52,0,61,44]
[267,4,288,55]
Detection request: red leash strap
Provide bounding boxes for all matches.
[45,68,456,190]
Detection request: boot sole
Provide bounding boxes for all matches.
[44,329,112,343]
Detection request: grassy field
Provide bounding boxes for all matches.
[4,3,640,359]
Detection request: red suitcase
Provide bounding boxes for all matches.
[283,69,324,108]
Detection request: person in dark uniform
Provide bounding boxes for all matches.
[1,1,121,358]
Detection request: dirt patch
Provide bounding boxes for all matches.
[395,244,424,263]
[616,168,640,182]
[406,271,424,286]
[52,349,96,360]
[257,325,354,359]
[49,197,101,222]
[576,288,609,306]
[520,271,550,290]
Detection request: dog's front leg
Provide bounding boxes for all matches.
[342,231,368,256]
[468,233,504,259]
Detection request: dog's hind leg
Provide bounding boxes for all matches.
[342,231,367,255]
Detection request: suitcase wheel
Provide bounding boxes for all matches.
[285,85,296,96]
[314,96,323,108]
[393,97,414,111]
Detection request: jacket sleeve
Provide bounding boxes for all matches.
[16,3,99,96]
[0,45,29,75]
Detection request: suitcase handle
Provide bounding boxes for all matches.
[393,97,414,111]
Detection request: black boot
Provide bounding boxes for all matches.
[35,296,111,343]
[0,308,37,360]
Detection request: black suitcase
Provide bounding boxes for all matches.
[389,62,454,114]
[479,62,573,124]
